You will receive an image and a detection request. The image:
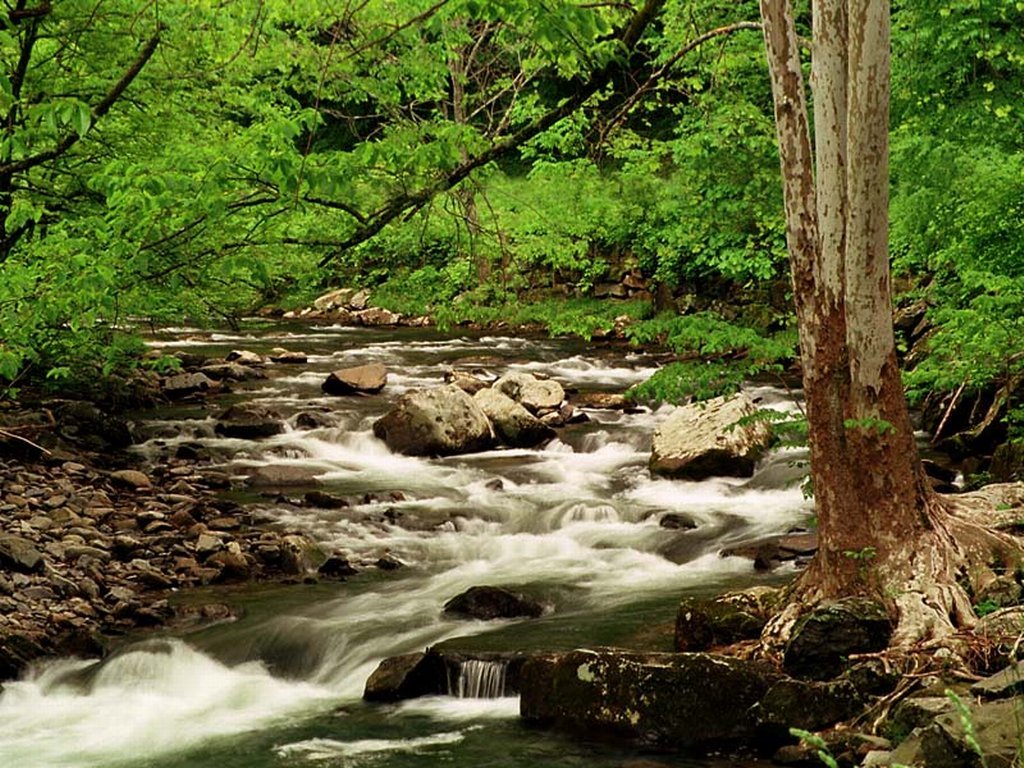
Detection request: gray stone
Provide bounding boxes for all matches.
[0,535,44,573]
[162,372,217,399]
[355,308,401,326]
[650,393,773,479]
[364,652,446,702]
[473,388,556,448]
[970,661,1024,700]
[214,404,284,440]
[279,534,327,575]
[322,363,388,395]
[373,385,495,457]
[493,372,565,414]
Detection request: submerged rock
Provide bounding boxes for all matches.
[649,393,772,480]
[443,585,545,621]
[373,385,495,456]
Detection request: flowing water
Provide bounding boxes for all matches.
[0,323,810,768]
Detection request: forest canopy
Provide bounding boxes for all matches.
[0,0,1021,440]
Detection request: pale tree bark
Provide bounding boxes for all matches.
[756,0,1016,651]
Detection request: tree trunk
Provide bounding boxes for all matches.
[758,0,986,648]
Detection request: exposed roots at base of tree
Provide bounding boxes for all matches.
[759,483,1024,680]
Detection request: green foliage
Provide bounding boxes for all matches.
[627,312,796,403]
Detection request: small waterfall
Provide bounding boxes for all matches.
[448,659,509,699]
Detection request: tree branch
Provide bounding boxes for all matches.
[318,0,667,267]
[0,28,161,177]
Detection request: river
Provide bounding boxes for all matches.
[0,323,809,768]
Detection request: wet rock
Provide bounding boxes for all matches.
[356,307,401,326]
[198,363,265,382]
[376,554,405,571]
[225,350,264,366]
[294,411,335,430]
[650,393,772,480]
[783,598,892,680]
[659,513,697,530]
[322,363,388,396]
[373,385,495,457]
[753,678,866,740]
[443,585,545,620]
[162,372,217,399]
[303,490,349,509]
[520,649,781,748]
[674,589,776,652]
[318,554,357,579]
[573,392,635,411]
[279,534,328,575]
[473,388,556,448]
[363,652,446,702]
[493,372,565,414]
[269,348,307,364]
[0,535,45,573]
[445,369,490,395]
[721,531,818,570]
[214,404,285,440]
[246,465,321,487]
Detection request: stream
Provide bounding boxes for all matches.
[0,323,811,768]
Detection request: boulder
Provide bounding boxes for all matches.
[0,535,44,573]
[889,697,1021,768]
[650,393,773,479]
[225,350,264,365]
[313,288,355,311]
[162,372,217,399]
[970,661,1024,700]
[753,678,866,739]
[373,385,495,456]
[493,372,565,414]
[318,553,357,579]
[674,588,777,652]
[573,392,635,411]
[473,388,556,448]
[520,649,781,748]
[214,404,285,440]
[349,288,371,311]
[782,598,892,680]
[443,585,545,620]
[322,363,388,396]
[269,348,308,364]
[363,652,446,702]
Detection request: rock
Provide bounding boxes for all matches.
[198,363,265,382]
[889,698,1021,768]
[520,649,781,748]
[573,392,635,411]
[279,534,327,575]
[225,349,264,365]
[443,585,545,620]
[782,598,892,680]
[246,465,321,487]
[109,469,153,489]
[322,363,388,396]
[162,372,217,399]
[991,443,1024,483]
[214,404,285,440]
[304,490,349,509]
[349,288,371,311]
[207,550,253,581]
[473,388,556,448]
[373,385,495,457]
[363,652,446,702]
[674,589,776,651]
[493,372,565,414]
[445,369,490,395]
[356,307,401,326]
[313,287,355,311]
[0,535,44,573]
[891,696,956,735]
[318,554,357,579]
[753,678,866,740]
[970,661,1024,700]
[721,531,818,570]
[294,411,334,430]
[376,555,405,571]
[650,393,773,479]
[55,402,133,450]
[659,513,697,530]
[269,348,307,364]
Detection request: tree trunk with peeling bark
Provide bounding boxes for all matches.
[757,0,1020,650]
